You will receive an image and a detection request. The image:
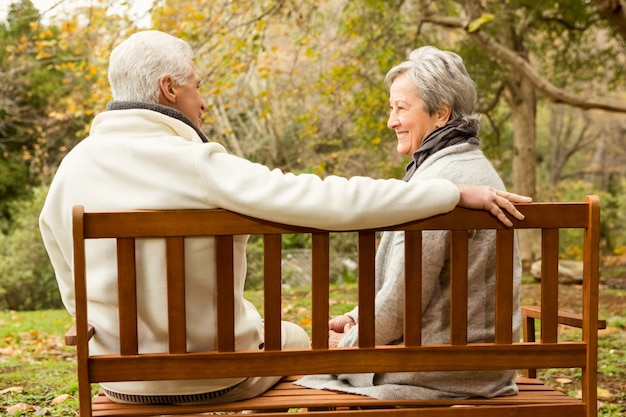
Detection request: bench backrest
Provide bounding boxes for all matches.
[71,195,600,414]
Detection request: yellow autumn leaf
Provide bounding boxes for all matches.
[467,14,495,33]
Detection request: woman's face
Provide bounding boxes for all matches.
[387,73,441,157]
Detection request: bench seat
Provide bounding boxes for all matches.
[89,376,585,416]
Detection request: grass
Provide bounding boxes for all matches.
[0,309,80,415]
[1,282,625,416]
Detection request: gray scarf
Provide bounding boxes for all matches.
[106,101,209,143]
[403,118,479,181]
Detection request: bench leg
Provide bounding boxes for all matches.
[523,316,537,378]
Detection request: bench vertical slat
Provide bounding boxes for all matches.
[582,195,600,416]
[311,232,330,350]
[495,229,514,344]
[215,235,235,352]
[358,231,377,348]
[117,238,139,355]
[404,230,422,347]
[166,237,187,354]
[540,229,559,343]
[449,230,468,345]
[72,206,93,417]
[263,234,283,351]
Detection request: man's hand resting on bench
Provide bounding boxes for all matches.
[456,184,532,227]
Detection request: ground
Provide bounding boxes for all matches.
[521,267,626,413]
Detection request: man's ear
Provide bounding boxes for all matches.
[158,75,176,104]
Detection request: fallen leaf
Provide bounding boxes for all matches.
[597,387,614,400]
[6,403,37,413]
[51,393,73,405]
[0,346,14,356]
[0,386,24,395]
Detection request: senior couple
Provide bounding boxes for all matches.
[39,30,527,405]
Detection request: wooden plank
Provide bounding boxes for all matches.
[386,202,590,231]
[215,235,235,352]
[71,206,94,417]
[91,380,585,417]
[166,237,187,354]
[521,306,607,329]
[582,194,601,417]
[83,209,323,239]
[87,343,587,381]
[117,238,138,355]
[494,229,514,344]
[263,234,283,351]
[540,229,559,343]
[404,230,422,346]
[358,231,376,348]
[81,202,591,239]
[449,230,468,345]
[311,232,330,350]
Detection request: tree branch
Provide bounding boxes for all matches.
[420,13,626,113]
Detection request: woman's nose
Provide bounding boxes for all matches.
[388,115,398,129]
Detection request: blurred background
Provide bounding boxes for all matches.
[1,0,625,310]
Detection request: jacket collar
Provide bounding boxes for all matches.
[106,101,209,143]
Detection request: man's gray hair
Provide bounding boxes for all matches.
[108,30,195,103]
[385,46,480,126]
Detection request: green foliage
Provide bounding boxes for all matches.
[0,186,60,311]
[552,179,626,258]
[0,155,30,230]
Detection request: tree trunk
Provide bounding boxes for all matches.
[504,72,541,266]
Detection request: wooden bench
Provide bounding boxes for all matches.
[66,195,603,416]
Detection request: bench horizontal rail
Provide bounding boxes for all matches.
[86,343,587,382]
[80,202,591,239]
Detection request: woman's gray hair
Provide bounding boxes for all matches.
[108,30,195,103]
[385,46,480,127]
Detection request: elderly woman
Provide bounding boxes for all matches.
[297,46,522,400]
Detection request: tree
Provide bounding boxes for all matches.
[0,186,60,311]
[417,0,626,262]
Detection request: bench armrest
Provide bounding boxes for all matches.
[521,305,606,330]
[65,324,96,346]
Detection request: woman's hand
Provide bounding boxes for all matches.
[328,315,355,348]
[456,184,532,227]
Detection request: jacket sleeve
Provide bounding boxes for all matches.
[194,145,460,230]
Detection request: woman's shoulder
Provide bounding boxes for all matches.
[414,144,502,185]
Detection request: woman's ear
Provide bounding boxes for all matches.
[436,104,452,126]
[158,75,176,104]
